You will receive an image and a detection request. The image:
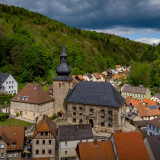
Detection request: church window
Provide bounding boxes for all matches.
[73,107,76,122]
[101,110,105,126]
[108,111,112,127]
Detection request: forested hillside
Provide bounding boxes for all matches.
[0,4,150,84]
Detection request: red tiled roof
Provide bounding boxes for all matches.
[125,96,132,106]
[113,131,150,160]
[114,74,126,80]
[130,99,143,106]
[0,126,25,151]
[11,83,53,104]
[76,141,115,160]
[33,115,56,138]
[92,73,101,79]
[143,99,157,105]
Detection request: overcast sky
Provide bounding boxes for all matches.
[1,0,160,44]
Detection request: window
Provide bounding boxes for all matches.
[42,140,45,145]
[108,111,112,127]
[49,140,52,145]
[9,81,11,84]
[59,83,61,88]
[65,141,67,146]
[73,118,76,122]
[48,149,52,154]
[33,113,35,117]
[12,81,14,84]
[90,108,94,115]
[8,153,12,157]
[0,144,4,149]
[12,86,13,88]
[0,153,4,158]
[101,110,105,126]
[41,132,43,136]
[12,142,16,147]
[79,119,83,123]
[36,150,39,155]
[42,150,45,154]
[6,81,8,84]
[45,132,48,136]
[65,151,67,155]
[14,152,18,157]
[36,140,39,145]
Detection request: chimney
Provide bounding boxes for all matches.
[94,139,98,147]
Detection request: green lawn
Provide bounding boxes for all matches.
[0,118,31,127]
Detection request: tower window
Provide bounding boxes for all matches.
[59,83,61,88]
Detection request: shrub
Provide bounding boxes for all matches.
[50,113,58,120]
[0,113,9,121]
[16,113,19,117]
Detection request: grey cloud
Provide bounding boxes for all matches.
[0,0,160,30]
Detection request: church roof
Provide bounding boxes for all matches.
[65,81,125,107]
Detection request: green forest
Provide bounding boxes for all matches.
[0,4,159,92]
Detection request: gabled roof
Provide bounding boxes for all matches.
[0,73,11,85]
[113,131,150,160]
[0,126,25,151]
[76,141,115,160]
[65,81,125,107]
[11,83,53,104]
[33,115,56,138]
[146,135,160,160]
[58,124,93,142]
[154,94,160,100]
[147,117,160,128]
[92,73,101,79]
[122,84,147,94]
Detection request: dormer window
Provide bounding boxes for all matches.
[17,96,21,100]
[12,142,16,147]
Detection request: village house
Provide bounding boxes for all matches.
[144,135,160,160]
[76,140,115,160]
[151,94,160,104]
[133,104,160,121]
[10,83,53,122]
[83,73,93,81]
[32,115,57,160]
[110,131,150,160]
[0,126,25,160]
[121,84,151,100]
[58,124,93,160]
[65,81,126,132]
[91,73,105,82]
[146,117,160,136]
[0,73,18,94]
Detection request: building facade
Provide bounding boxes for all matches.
[32,115,57,160]
[0,73,18,94]
[10,83,53,122]
[151,94,160,104]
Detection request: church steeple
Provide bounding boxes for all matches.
[54,42,72,81]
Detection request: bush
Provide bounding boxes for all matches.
[16,113,19,117]
[0,113,9,121]
[50,113,58,120]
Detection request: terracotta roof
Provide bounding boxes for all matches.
[122,84,147,94]
[113,131,150,160]
[76,141,115,160]
[33,115,56,138]
[0,126,24,151]
[136,104,160,117]
[125,96,132,106]
[115,65,121,68]
[143,99,157,105]
[130,99,143,106]
[147,117,160,128]
[92,73,101,79]
[11,83,53,104]
[114,74,125,80]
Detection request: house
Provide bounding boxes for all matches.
[32,115,56,160]
[58,124,93,160]
[151,94,160,104]
[0,73,18,94]
[134,104,160,121]
[110,131,150,160]
[146,117,160,136]
[144,135,160,160]
[65,81,126,132]
[0,126,25,160]
[10,83,53,122]
[83,73,93,81]
[76,140,115,160]
[121,84,151,100]
[91,73,104,82]
[114,74,126,81]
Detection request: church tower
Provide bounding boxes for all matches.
[53,42,73,115]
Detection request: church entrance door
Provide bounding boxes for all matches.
[89,119,94,128]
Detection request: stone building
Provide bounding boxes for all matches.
[0,126,25,160]
[53,42,73,116]
[10,83,53,122]
[32,115,57,160]
[65,81,126,132]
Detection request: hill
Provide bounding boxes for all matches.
[0,4,150,83]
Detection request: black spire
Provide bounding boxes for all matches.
[54,42,72,81]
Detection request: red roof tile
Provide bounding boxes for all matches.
[92,73,101,79]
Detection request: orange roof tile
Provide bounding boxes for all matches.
[0,126,25,151]
[11,83,53,104]
[116,65,121,68]
[77,75,84,80]
[92,73,101,79]
[76,141,115,160]
[130,99,143,106]
[136,104,160,117]
[113,131,150,160]
[33,115,56,138]
[143,99,157,105]
[125,96,132,106]
[114,74,126,80]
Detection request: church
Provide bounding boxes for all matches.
[53,42,126,131]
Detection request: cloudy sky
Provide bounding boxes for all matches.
[0,0,160,44]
